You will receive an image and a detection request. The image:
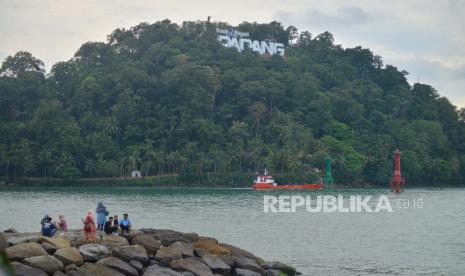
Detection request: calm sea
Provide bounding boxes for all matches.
[0,187,463,275]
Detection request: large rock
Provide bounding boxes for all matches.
[221,244,258,259]
[178,232,199,243]
[143,264,184,276]
[170,257,214,276]
[54,247,84,266]
[39,237,71,249]
[11,261,48,276]
[152,230,187,246]
[169,242,194,257]
[192,240,230,255]
[79,244,109,262]
[232,256,265,274]
[23,255,64,274]
[100,235,129,248]
[7,235,39,246]
[61,230,85,247]
[97,256,139,276]
[131,234,161,254]
[201,254,231,274]
[235,268,262,276]
[155,246,183,263]
[53,271,66,276]
[263,261,296,276]
[111,244,149,264]
[6,242,48,261]
[0,233,7,251]
[78,262,124,276]
[122,230,143,242]
[129,260,143,274]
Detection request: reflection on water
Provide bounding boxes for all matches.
[0,187,464,275]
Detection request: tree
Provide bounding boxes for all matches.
[1,51,45,77]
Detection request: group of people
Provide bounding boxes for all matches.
[41,202,133,244]
[40,214,67,237]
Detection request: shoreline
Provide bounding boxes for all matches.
[1,228,299,276]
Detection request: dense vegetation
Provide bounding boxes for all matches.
[1,20,464,186]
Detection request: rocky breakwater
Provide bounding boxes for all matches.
[1,228,298,276]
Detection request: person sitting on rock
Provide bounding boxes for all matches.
[113,214,119,228]
[58,214,68,232]
[41,216,57,237]
[104,216,119,235]
[119,213,132,233]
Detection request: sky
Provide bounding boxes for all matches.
[1,0,464,108]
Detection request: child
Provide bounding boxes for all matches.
[58,215,68,232]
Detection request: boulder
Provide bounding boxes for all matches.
[193,248,209,258]
[100,235,129,248]
[67,271,85,276]
[220,243,260,261]
[201,254,231,274]
[265,270,281,276]
[11,261,48,276]
[155,246,183,263]
[39,237,71,249]
[42,241,58,254]
[178,232,199,243]
[0,233,7,251]
[6,242,48,261]
[129,260,144,274]
[192,240,230,255]
[65,263,78,273]
[122,230,143,242]
[234,268,262,276]
[111,244,149,264]
[54,247,84,266]
[97,256,139,276]
[169,242,194,257]
[78,262,124,276]
[262,261,296,276]
[53,271,66,276]
[7,235,39,246]
[79,244,109,262]
[232,256,265,274]
[61,230,85,247]
[170,257,214,276]
[143,264,184,276]
[23,255,64,274]
[152,230,187,246]
[198,236,218,244]
[131,234,161,254]
[3,228,19,233]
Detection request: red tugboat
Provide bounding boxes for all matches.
[252,169,323,190]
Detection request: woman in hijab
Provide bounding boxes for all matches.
[95,202,109,231]
[82,210,96,243]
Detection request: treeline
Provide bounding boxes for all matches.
[1,19,464,186]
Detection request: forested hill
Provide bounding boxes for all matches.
[1,20,465,186]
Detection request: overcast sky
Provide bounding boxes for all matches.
[1,0,464,108]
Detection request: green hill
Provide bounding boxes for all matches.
[1,19,464,186]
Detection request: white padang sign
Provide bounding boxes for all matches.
[216,28,285,56]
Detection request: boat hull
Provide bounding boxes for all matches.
[253,183,322,189]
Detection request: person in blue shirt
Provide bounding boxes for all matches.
[41,216,57,237]
[120,213,132,233]
[96,202,109,231]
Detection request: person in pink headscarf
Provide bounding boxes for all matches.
[82,210,96,243]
